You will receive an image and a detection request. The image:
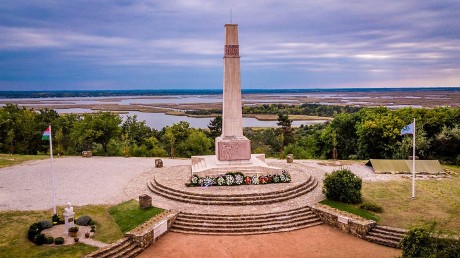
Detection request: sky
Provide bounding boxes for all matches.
[0,0,459,91]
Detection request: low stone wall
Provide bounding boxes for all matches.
[125,210,179,249]
[310,204,376,238]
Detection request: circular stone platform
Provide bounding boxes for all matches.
[125,161,325,215]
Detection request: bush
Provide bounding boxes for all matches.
[38,220,53,229]
[52,214,62,225]
[401,227,460,258]
[34,234,46,245]
[54,237,65,245]
[322,168,362,204]
[27,223,42,241]
[75,215,93,226]
[359,202,383,213]
[45,236,54,245]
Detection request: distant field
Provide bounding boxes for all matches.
[0,154,48,168]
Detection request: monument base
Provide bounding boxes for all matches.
[191,154,282,178]
[215,136,251,161]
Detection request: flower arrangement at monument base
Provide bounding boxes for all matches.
[186,170,291,187]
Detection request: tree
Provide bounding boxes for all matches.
[71,112,121,156]
[121,115,152,146]
[277,113,293,153]
[163,127,176,158]
[207,116,222,139]
[177,130,213,157]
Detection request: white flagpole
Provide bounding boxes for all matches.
[49,124,57,214]
[411,118,416,199]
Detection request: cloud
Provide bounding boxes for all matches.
[0,0,459,90]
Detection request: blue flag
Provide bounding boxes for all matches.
[401,122,414,135]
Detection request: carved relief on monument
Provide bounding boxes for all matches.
[225,45,239,57]
[218,140,251,161]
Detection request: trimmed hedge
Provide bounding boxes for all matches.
[322,168,362,204]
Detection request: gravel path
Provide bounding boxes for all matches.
[0,157,401,211]
[0,157,188,211]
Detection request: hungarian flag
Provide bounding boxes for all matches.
[42,126,51,140]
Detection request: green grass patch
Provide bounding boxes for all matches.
[0,154,48,168]
[0,209,98,258]
[320,199,381,222]
[108,200,164,233]
[361,165,460,234]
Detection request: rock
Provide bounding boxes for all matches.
[155,159,163,168]
[287,154,294,163]
[139,194,152,209]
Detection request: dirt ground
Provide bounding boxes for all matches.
[138,225,401,258]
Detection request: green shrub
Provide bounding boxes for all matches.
[322,168,362,204]
[38,220,53,229]
[54,237,65,245]
[348,154,359,160]
[359,202,383,213]
[45,236,54,245]
[27,223,42,241]
[51,214,61,225]
[34,234,46,245]
[76,215,93,226]
[401,227,460,258]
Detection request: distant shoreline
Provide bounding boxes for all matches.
[0,87,459,99]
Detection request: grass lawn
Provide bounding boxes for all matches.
[361,165,460,234]
[0,201,163,258]
[108,200,164,233]
[319,199,380,222]
[0,154,48,168]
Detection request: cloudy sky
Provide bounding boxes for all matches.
[1,0,459,91]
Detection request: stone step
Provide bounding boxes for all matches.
[149,179,317,205]
[112,246,143,258]
[148,178,317,206]
[174,213,319,228]
[364,235,401,248]
[88,237,130,258]
[367,231,403,242]
[374,225,408,235]
[170,221,323,235]
[372,228,406,238]
[178,206,313,221]
[171,217,322,235]
[151,179,315,202]
[154,175,313,198]
[103,241,138,258]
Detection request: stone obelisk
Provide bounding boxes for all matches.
[215,24,251,161]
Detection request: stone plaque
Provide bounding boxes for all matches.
[338,215,349,224]
[225,45,239,57]
[217,140,251,161]
[154,219,168,239]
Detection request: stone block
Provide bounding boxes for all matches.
[155,159,163,168]
[287,154,294,163]
[216,138,251,161]
[82,151,92,158]
[139,194,152,209]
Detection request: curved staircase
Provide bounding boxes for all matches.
[365,225,407,248]
[147,175,318,206]
[171,205,322,235]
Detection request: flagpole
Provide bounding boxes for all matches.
[412,118,416,199]
[49,124,56,214]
